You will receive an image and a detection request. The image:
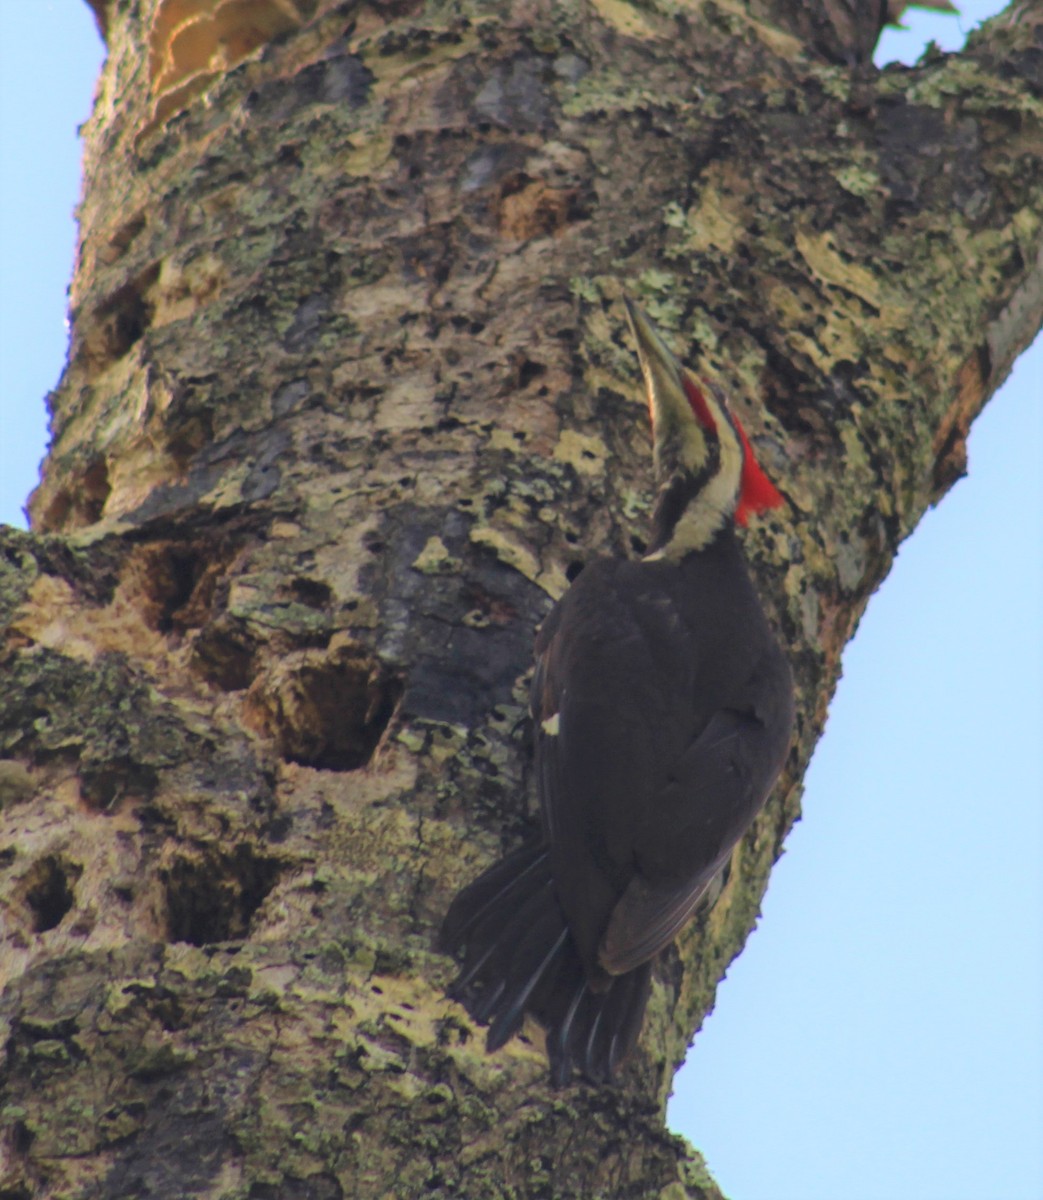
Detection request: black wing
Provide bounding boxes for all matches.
[531,553,793,981]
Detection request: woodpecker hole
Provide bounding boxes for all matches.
[82,458,111,515]
[289,576,332,609]
[448,315,485,335]
[166,410,215,472]
[25,856,82,933]
[162,845,282,946]
[123,535,246,646]
[245,645,403,771]
[80,760,159,810]
[496,175,582,240]
[125,541,205,633]
[516,358,546,389]
[191,616,258,692]
[10,1121,34,1160]
[81,263,160,376]
[565,560,585,583]
[37,456,111,532]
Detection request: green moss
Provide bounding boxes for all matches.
[569,275,602,304]
[677,1141,721,1194]
[28,1038,73,1064]
[663,201,687,229]
[126,1040,196,1080]
[0,528,38,627]
[904,57,1043,119]
[0,647,192,775]
[835,164,880,199]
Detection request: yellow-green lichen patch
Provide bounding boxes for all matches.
[426,721,469,765]
[553,429,608,476]
[487,427,523,454]
[657,1183,691,1200]
[839,421,880,496]
[569,275,602,305]
[354,16,488,99]
[125,1038,197,1080]
[795,229,883,312]
[810,63,853,103]
[339,129,394,177]
[590,0,663,41]
[835,163,882,199]
[560,68,688,119]
[663,201,687,230]
[469,524,568,599]
[902,56,1043,121]
[0,760,34,808]
[411,536,462,575]
[674,176,750,257]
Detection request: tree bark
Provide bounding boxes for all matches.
[2,1,1040,1196]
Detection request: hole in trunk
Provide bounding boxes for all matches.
[25,856,82,933]
[162,845,282,946]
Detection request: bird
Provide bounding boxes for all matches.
[439,299,795,1085]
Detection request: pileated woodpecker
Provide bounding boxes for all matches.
[440,300,794,1085]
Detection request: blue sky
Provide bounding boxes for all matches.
[1,5,1039,1199]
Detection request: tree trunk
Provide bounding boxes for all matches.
[2,1,1040,1196]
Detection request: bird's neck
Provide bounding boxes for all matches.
[645,474,737,561]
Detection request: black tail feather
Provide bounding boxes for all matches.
[440,842,546,949]
[546,973,587,1086]
[439,844,652,1085]
[451,873,551,999]
[486,926,568,1052]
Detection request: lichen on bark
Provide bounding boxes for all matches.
[1,1,1041,1197]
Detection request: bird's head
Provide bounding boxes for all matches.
[624,298,784,558]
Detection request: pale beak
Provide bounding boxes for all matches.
[623,297,689,432]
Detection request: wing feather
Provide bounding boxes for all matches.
[529,548,793,985]
[600,706,785,974]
